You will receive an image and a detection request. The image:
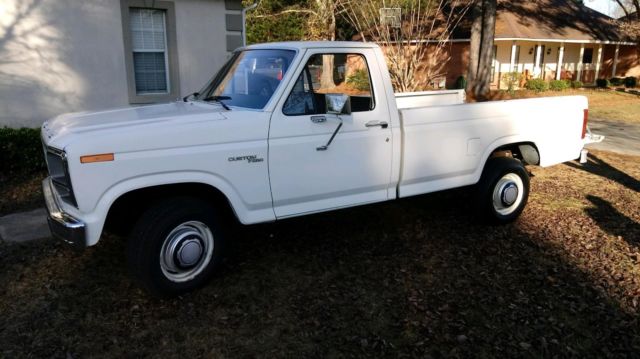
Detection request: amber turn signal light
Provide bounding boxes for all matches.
[80,153,114,164]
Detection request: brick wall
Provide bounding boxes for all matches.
[444,42,471,88]
[616,46,640,78]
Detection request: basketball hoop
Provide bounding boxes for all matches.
[380,8,401,28]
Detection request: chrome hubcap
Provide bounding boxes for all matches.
[492,173,524,216]
[177,239,203,267]
[501,183,519,206]
[160,221,214,283]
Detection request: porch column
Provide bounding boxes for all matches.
[534,43,543,78]
[594,44,603,83]
[612,44,620,77]
[556,43,565,80]
[577,43,585,82]
[510,41,517,72]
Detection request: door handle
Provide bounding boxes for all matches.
[365,120,388,129]
[311,116,326,123]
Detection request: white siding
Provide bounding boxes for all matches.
[0,0,228,128]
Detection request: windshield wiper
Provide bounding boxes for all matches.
[182,92,199,102]
[202,95,231,110]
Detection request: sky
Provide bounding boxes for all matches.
[584,0,621,17]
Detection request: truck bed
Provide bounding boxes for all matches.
[397,95,588,198]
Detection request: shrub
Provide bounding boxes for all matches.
[571,80,584,89]
[0,127,46,176]
[549,79,569,91]
[525,78,549,92]
[609,77,623,86]
[345,69,371,92]
[596,78,610,88]
[624,76,637,88]
[455,75,466,90]
[501,72,520,93]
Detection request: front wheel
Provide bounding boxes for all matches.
[476,157,530,224]
[126,197,225,297]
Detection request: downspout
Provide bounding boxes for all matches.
[242,1,259,47]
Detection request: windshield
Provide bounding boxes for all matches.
[195,49,296,110]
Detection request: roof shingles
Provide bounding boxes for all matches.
[493,0,628,42]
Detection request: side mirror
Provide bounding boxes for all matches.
[325,93,351,115]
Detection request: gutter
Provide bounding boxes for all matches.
[242,1,260,46]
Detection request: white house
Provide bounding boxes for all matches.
[0,0,247,128]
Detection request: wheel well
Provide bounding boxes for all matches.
[489,142,540,166]
[104,183,237,237]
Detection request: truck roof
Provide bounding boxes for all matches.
[243,41,380,51]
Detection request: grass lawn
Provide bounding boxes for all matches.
[489,89,640,124]
[1,149,638,357]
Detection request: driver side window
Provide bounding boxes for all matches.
[283,69,317,115]
[282,53,374,116]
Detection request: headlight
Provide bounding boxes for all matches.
[44,145,78,207]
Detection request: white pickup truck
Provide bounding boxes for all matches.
[42,41,600,296]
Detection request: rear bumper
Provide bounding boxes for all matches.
[43,178,87,248]
[583,129,605,145]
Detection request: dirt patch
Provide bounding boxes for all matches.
[0,171,47,216]
[0,150,638,357]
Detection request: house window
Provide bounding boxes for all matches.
[513,45,520,71]
[130,9,169,94]
[491,45,497,81]
[538,45,546,65]
[121,0,179,104]
[582,48,594,64]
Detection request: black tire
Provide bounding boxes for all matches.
[475,157,530,224]
[126,197,225,297]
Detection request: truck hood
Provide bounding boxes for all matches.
[42,101,227,147]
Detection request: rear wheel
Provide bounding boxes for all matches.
[476,157,530,224]
[126,197,225,297]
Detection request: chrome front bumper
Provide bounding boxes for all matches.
[43,178,87,248]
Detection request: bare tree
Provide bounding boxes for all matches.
[339,0,472,92]
[465,0,496,101]
[612,0,640,18]
[248,0,338,41]
[613,0,640,58]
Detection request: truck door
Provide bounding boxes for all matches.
[268,49,393,218]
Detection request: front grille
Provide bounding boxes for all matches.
[44,145,78,207]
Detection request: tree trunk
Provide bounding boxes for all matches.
[631,1,640,58]
[474,0,497,101]
[321,55,336,89]
[314,0,336,40]
[466,0,496,101]
[466,0,483,98]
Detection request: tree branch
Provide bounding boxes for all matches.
[615,0,630,17]
[252,9,317,18]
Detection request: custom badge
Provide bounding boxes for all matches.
[228,155,264,163]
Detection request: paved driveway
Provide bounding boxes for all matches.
[586,119,640,156]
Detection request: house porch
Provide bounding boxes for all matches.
[491,40,637,89]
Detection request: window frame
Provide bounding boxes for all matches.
[490,45,497,81]
[120,0,180,104]
[282,52,376,117]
